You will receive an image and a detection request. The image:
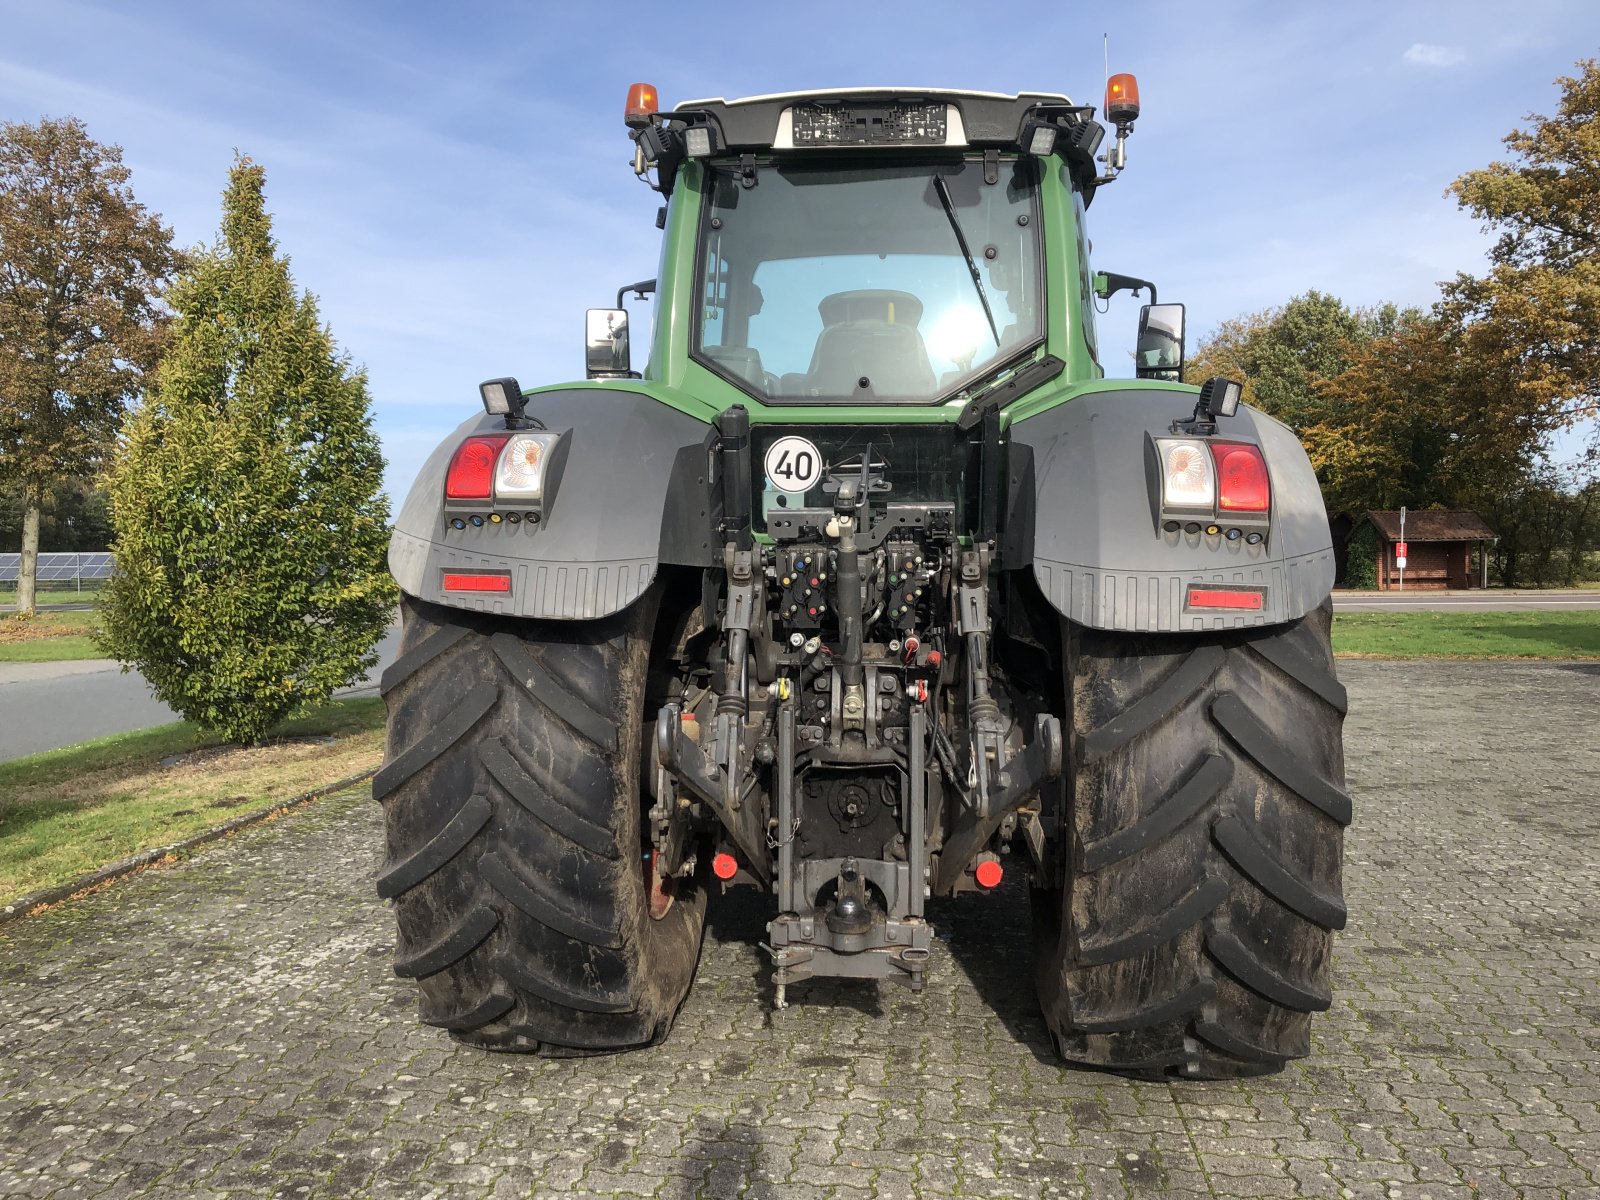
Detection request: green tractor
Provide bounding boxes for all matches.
[377,79,1348,1079]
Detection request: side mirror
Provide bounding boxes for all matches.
[585,308,633,379]
[1135,302,1186,381]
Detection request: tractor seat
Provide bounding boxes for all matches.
[806,290,936,398]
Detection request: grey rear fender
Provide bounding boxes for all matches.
[1005,388,1334,632]
[389,390,716,619]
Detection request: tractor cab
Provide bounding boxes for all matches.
[587,85,1159,405]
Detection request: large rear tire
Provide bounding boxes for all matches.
[375,594,705,1054]
[1032,601,1349,1078]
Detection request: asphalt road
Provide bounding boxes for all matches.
[3,592,1595,761]
[0,624,402,762]
[1333,588,1600,611]
[1,660,1596,1198]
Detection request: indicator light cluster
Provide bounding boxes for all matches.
[1154,436,1271,549]
[1163,520,1264,544]
[449,512,540,530]
[443,430,562,531]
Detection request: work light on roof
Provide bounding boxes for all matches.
[684,125,718,157]
[1023,122,1059,156]
[479,377,524,418]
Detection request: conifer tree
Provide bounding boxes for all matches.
[100,158,394,743]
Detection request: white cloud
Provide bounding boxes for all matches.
[1403,43,1466,68]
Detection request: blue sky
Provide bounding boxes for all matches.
[4,0,1596,500]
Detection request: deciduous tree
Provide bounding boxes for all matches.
[1185,292,1424,514]
[0,117,176,612]
[100,158,394,743]
[1444,58,1600,450]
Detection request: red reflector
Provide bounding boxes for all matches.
[442,572,511,593]
[445,435,509,499]
[712,852,738,881]
[1188,587,1264,611]
[1210,442,1270,512]
[975,860,1003,889]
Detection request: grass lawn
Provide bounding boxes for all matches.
[0,582,107,606]
[0,697,385,904]
[1333,610,1600,658]
[0,608,104,662]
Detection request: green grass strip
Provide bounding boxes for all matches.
[1333,610,1600,659]
[0,698,385,901]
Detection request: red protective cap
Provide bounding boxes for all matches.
[712,852,738,881]
[975,859,1003,889]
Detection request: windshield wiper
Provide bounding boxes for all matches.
[933,174,1000,348]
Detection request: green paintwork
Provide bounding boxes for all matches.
[526,155,1198,429]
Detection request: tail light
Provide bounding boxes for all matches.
[1210,442,1271,513]
[493,432,561,499]
[445,435,509,499]
[1155,438,1216,510]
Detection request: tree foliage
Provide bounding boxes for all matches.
[1185,292,1432,516]
[1474,462,1600,587]
[1444,58,1600,447]
[100,158,395,744]
[0,478,112,551]
[0,117,176,611]
[1183,62,1600,588]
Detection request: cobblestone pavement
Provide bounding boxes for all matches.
[2,660,1597,1199]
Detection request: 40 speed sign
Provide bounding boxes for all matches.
[763,435,823,494]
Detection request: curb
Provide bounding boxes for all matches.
[0,767,379,926]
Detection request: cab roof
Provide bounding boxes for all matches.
[666,87,1087,153]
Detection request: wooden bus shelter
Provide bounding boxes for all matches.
[1362,510,1497,590]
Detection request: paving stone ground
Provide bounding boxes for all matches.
[1,660,1597,1199]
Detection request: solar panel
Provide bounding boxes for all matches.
[0,552,114,583]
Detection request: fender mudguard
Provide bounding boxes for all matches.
[1005,388,1334,631]
[389,390,716,619]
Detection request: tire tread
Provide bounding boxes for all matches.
[1036,602,1347,1078]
